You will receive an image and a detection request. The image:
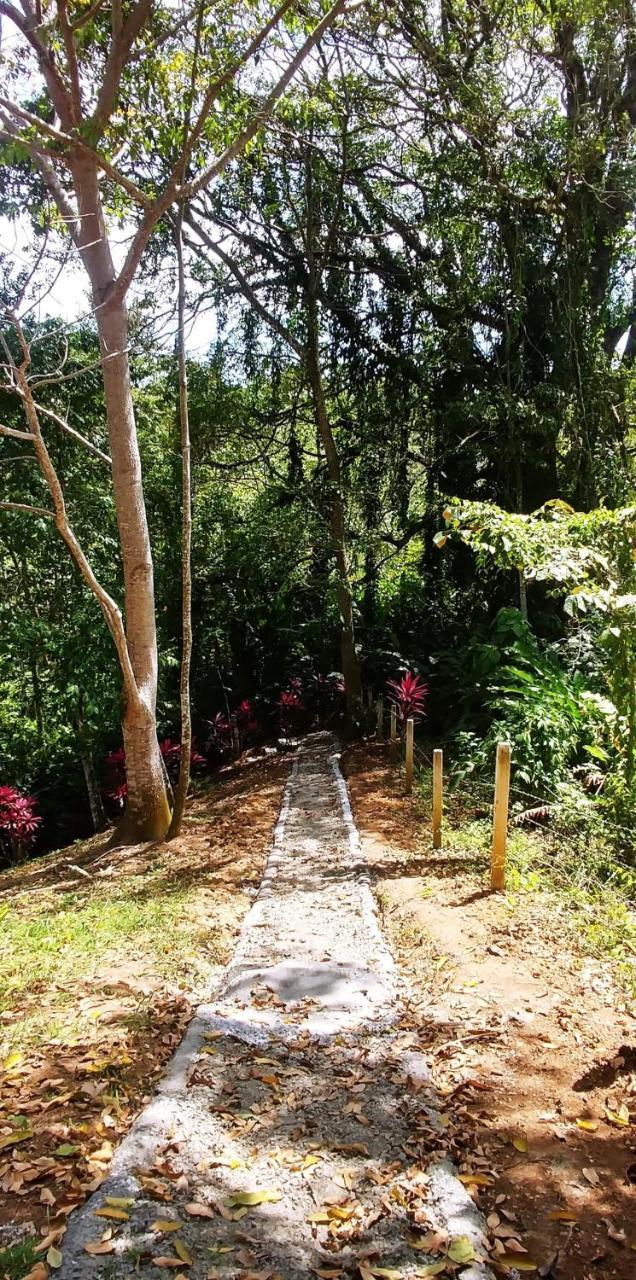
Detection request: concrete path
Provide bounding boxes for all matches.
[62,734,493,1280]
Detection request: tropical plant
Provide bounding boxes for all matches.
[386,673,428,724]
[0,785,41,863]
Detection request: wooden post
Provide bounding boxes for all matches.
[376,696,384,739]
[405,718,414,793]
[432,748,443,849]
[390,704,397,743]
[491,741,511,891]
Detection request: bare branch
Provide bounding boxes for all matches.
[0,0,74,127]
[0,500,54,518]
[90,0,153,135]
[0,423,35,441]
[5,312,140,708]
[184,211,304,358]
[32,400,111,465]
[185,0,348,199]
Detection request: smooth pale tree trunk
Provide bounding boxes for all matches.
[72,159,171,841]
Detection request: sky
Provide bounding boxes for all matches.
[1,213,217,357]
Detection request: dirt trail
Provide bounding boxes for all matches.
[61,734,491,1280]
[344,741,636,1280]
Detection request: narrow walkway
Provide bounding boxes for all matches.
[63,735,490,1280]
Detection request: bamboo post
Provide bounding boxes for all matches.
[376,696,384,739]
[432,748,443,849]
[491,741,511,891]
[405,718,414,793]
[390,704,397,743]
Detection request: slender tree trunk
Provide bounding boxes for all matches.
[75,696,108,832]
[72,158,171,841]
[305,288,362,718]
[168,207,194,838]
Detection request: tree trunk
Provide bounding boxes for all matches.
[168,208,194,839]
[72,158,170,841]
[305,288,362,719]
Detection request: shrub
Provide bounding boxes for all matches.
[0,785,41,863]
[386,671,428,723]
[103,739,205,806]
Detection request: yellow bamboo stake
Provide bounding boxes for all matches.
[432,748,443,848]
[376,696,384,739]
[491,741,511,891]
[405,718,414,793]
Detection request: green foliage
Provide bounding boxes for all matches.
[445,608,602,791]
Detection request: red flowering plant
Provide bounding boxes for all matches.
[386,672,428,726]
[0,785,41,863]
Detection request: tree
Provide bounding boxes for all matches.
[0,0,348,838]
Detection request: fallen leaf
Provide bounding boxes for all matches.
[575,1119,598,1132]
[84,1241,116,1256]
[447,1236,475,1264]
[458,1173,493,1187]
[154,1258,185,1269]
[498,1259,538,1272]
[548,1210,578,1223]
[225,1189,282,1207]
[511,1135,528,1153]
[94,1206,130,1221]
[105,1195,135,1208]
[582,1167,600,1186]
[55,1143,79,1156]
[605,1104,630,1128]
[0,1127,34,1150]
[175,1240,193,1265]
[152,1220,183,1233]
[413,1266,447,1279]
[46,1246,63,1269]
[22,1266,47,1280]
[184,1202,215,1218]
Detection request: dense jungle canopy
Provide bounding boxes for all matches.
[0,0,635,865]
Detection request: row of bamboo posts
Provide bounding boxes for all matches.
[372,693,511,892]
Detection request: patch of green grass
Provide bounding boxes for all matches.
[0,1236,39,1280]
[0,875,224,1055]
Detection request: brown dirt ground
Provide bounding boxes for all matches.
[343,742,636,1280]
[0,752,289,1254]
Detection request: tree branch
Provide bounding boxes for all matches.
[0,500,54,518]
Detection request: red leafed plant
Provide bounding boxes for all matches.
[277,683,305,734]
[386,672,428,723]
[103,739,205,804]
[0,785,41,859]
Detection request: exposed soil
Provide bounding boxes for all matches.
[343,742,636,1280]
[0,752,289,1251]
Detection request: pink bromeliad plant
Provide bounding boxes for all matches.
[386,671,428,724]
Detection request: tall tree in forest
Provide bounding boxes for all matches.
[185,62,367,715]
[0,0,348,838]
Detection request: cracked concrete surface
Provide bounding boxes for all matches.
[61,733,495,1279]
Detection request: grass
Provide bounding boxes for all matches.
[0,1239,39,1280]
[0,870,223,1056]
[420,781,636,998]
